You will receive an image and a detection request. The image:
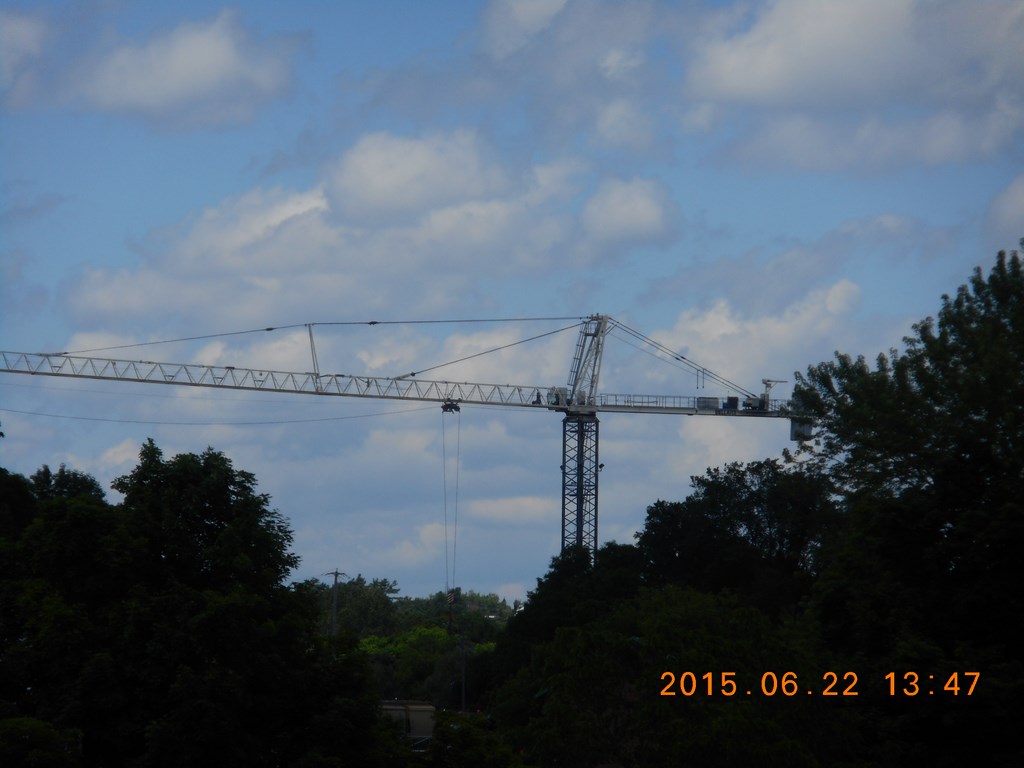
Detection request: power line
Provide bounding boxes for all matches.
[0,404,435,427]
[0,379,343,405]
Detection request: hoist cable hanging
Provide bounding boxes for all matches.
[442,411,450,595]
[452,408,461,594]
[441,404,461,600]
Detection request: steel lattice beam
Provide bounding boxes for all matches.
[1,341,804,563]
[561,413,599,558]
[0,351,796,417]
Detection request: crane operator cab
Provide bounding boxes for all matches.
[546,387,568,407]
[742,395,767,411]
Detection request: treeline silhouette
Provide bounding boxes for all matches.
[2,248,1020,766]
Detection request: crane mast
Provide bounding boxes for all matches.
[560,315,608,554]
[1,315,802,558]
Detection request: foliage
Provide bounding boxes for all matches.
[793,249,1023,504]
[30,464,106,503]
[635,460,836,616]
[3,249,1021,766]
[494,585,859,767]
[0,440,400,767]
[316,574,400,639]
[393,589,514,640]
[496,543,643,677]
[790,247,1024,670]
[481,249,1023,766]
[359,589,512,709]
[0,715,82,768]
[428,710,534,768]
[110,439,300,592]
[325,583,513,709]
[792,248,1024,764]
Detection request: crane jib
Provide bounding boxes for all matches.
[1,350,793,416]
[2,325,809,560]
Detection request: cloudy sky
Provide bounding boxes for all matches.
[2,0,1022,602]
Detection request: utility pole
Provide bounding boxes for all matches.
[325,569,347,637]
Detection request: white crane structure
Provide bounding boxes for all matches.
[0,314,809,557]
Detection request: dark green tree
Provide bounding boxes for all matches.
[635,460,836,616]
[794,248,1022,502]
[493,582,861,768]
[330,575,400,638]
[31,464,105,502]
[1,441,401,767]
[794,248,1024,765]
[429,710,532,768]
[794,251,1023,648]
[494,543,643,680]
[110,439,299,593]
[0,466,35,543]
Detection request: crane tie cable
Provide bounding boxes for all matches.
[397,322,583,379]
[58,317,585,355]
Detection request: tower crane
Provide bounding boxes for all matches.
[0,315,809,557]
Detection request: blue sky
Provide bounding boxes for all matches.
[2,0,1022,602]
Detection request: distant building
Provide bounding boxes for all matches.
[381,700,435,751]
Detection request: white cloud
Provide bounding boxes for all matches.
[494,582,528,603]
[481,0,568,59]
[582,177,676,246]
[987,174,1024,248]
[686,0,1024,167]
[8,0,1013,611]
[173,187,331,273]
[469,496,557,523]
[824,279,861,315]
[65,130,601,330]
[62,438,144,498]
[680,102,719,133]
[77,10,292,125]
[0,9,47,103]
[418,199,518,248]
[728,107,1024,170]
[356,333,431,374]
[429,327,576,386]
[327,131,507,222]
[524,159,587,204]
[62,331,141,355]
[653,278,862,389]
[372,522,447,568]
[600,47,644,81]
[687,0,920,108]
[99,438,142,474]
[596,99,654,148]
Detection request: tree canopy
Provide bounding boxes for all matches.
[635,459,836,616]
[484,248,1023,767]
[0,440,400,767]
[789,249,1024,764]
[2,247,1021,767]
